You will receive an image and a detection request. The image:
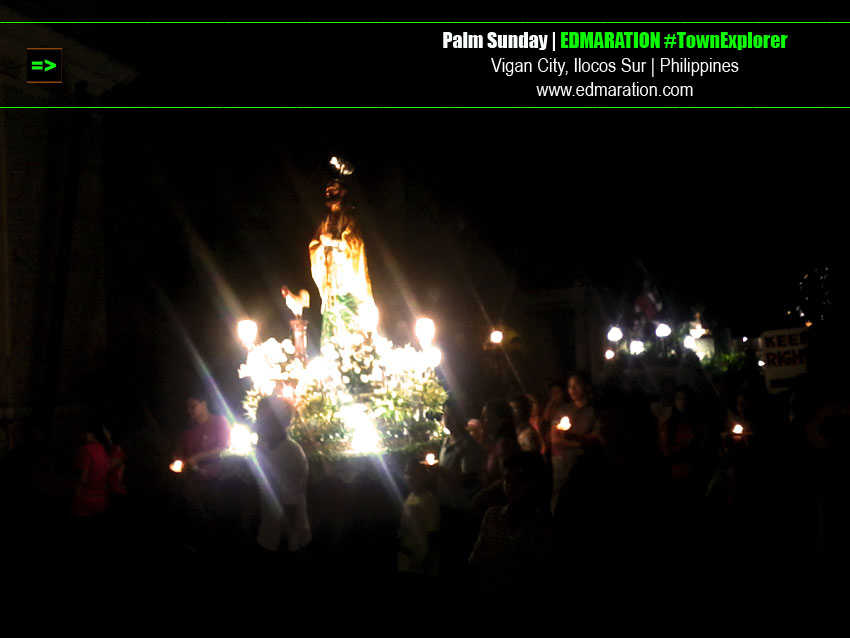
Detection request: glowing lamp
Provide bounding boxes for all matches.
[557,416,572,431]
[689,326,707,339]
[607,326,624,342]
[656,323,672,338]
[343,405,381,454]
[237,320,258,347]
[425,453,438,466]
[169,460,184,473]
[629,340,645,355]
[490,330,504,344]
[229,423,257,455]
[605,349,615,360]
[732,424,744,435]
[415,317,436,348]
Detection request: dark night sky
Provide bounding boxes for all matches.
[106,107,846,337]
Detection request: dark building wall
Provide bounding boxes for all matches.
[1,81,108,440]
[0,16,135,445]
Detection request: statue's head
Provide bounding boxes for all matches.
[325,178,347,213]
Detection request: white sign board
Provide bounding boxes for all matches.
[757,327,808,393]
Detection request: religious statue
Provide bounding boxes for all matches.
[309,157,377,342]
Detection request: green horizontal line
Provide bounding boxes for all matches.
[1,21,848,24]
[1,106,845,109]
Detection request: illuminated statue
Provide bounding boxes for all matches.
[309,157,377,342]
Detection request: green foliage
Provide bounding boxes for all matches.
[700,351,746,376]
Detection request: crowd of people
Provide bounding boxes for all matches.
[396,368,850,600]
[3,363,849,604]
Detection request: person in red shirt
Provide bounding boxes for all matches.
[71,425,110,518]
[176,394,231,479]
[173,394,233,550]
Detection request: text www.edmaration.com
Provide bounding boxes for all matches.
[537,83,694,97]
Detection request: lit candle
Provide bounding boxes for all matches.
[556,416,572,431]
[732,424,744,435]
[424,453,438,466]
[169,460,184,473]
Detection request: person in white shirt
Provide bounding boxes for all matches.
[254,396,311,552]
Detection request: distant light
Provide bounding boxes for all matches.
[689,326,706,339]
[656,323,672,338]
[237,319,258,347]
[415,317,436,348]
[605,349,615,360]
[607,326,624,342]
[490,330,504,344]
[169,460,184,473]
[732,424,744,435]
[742,336,748,343]
[424,453,438,466]
[758,360,766,367]
[629,340,645,355]
[683,336,697,351]
[805,321,813,327]
[557,416,572,431]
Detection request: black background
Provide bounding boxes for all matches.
[4,22,848,106]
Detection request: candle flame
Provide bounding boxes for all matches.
[170,460,184,473]
[732,424,744,435]
[557,416,572,431]
[425,453,437,466]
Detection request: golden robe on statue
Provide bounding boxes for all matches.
[309,180,375,342]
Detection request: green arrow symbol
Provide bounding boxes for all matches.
[44,60,56,71]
